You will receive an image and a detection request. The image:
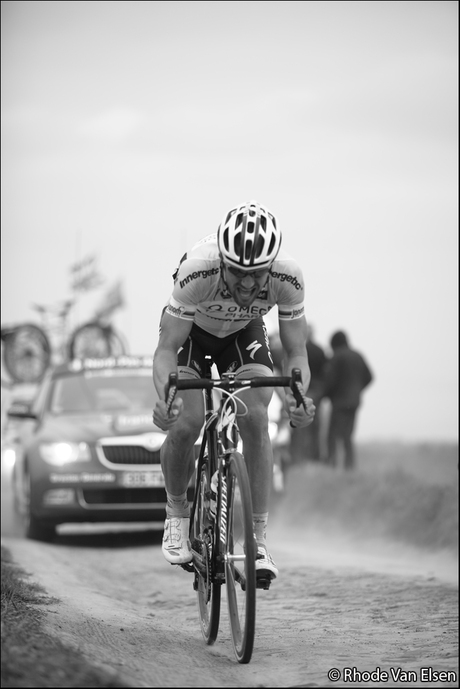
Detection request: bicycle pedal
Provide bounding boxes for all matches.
[256,576,272,590]
[179,562,194,573]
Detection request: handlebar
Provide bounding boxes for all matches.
[164,368,308,416]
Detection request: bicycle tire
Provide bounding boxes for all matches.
[192,463,221,644]
[2,324,51,384]
[224,451,257,663]
[68,322,112,359]
[106,328,127,356]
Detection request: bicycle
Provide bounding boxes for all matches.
[164,357,308,663]
[1,299,127,385]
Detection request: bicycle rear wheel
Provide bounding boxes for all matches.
[106,328,127,356]
[2,324,51,384]
[192,464,221,645]
[68,322,112,359]
[224,451,257,664]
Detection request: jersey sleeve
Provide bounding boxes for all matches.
[165,257,218,321]
[277,302,305,320]
[270,257,306,320]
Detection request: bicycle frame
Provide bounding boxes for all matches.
[188,362,246,575]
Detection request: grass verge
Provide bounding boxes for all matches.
[1,545,129,688]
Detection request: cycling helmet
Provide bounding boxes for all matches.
[217,200,281,270]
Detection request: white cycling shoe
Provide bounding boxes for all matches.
[255,543,279,580]
[162,517,193,564]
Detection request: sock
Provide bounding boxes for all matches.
[166,491,190,518]
[253,512,269,546]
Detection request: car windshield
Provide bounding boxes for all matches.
[49,369,158,414]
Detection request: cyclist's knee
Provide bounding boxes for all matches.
[238,403,269,438]
[169,408,203,446]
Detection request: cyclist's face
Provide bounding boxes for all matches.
[223,264,270,307]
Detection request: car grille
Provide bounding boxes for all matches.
[82,488,161,504]
[100,445,161,466]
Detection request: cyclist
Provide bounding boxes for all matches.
[152,200,315,582]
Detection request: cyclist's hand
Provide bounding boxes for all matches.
[285,391,316,428]
[153,397,183,430]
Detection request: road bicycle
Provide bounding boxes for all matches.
[165,357,308,663]
[1,300,127,385]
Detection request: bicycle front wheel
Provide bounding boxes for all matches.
[192,465,221,645]
[224,451,257,664]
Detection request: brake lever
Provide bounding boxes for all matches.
[165,372,178,415]
[289,368,308,428]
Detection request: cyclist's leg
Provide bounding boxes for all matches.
[160,335,205,564]
[216,319,274,515]
[235,375,273,515]
[160,392,203,499]
[216,320,279,579]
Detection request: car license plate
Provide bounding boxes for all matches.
[120,471,165,487]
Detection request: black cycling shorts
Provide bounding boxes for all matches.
[177,318,274,378]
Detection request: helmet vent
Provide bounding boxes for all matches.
[244,240,253,262]
[254,235,265,259]
[234,232,242,257]
[247,222,255,234]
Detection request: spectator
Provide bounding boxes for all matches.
[323,330,373,470]
[290,324,327,463]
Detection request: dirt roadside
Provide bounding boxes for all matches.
[1,521,458,689]
[1,454,458,688]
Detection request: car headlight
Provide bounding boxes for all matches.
[2,447,16,469]
[39,442,91,466]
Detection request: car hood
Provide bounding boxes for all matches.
[38,411,164,443]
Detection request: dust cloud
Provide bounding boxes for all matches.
[269,444,458,585]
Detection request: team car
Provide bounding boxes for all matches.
[7,355,194,541]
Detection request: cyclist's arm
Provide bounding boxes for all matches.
[153,311,193,400]
[278,316,315,427]
[278,316,311,392]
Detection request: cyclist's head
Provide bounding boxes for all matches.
[217,200,281,271]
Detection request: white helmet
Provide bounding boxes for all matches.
[217,200,281,270]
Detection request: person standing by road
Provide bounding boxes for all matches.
[323,330,373,470]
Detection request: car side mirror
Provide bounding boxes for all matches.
[7,402,38,420]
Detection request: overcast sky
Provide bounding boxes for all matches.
[1,1,458,442]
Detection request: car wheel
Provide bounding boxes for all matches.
[27,517,56,542]
[23,471,56,542]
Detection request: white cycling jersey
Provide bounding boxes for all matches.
[165,234,305,338]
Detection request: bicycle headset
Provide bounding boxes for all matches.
[217,200,282,271]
